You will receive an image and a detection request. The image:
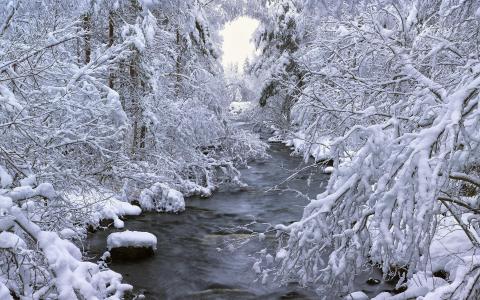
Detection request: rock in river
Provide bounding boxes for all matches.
[107,230,157,260]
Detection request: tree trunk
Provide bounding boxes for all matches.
[83,13,91,64]
[108,11,115,88]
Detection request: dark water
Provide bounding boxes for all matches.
[87,142,391,299]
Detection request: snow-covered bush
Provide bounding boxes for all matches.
[0,165,132,299]
[139,183,185,213]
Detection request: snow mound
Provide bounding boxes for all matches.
[90,197,142,229]
[0,231,26,249]
[107,231,157,250]
[229,101,252,115]
[139,183,185,213]
[324,166,334,174]
[69,193,142,229]
[284,131,332,161]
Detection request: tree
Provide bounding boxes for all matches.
[0,0,266,297]
[267,1,480,298]
[248,0,305,130]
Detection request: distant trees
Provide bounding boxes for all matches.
[249,0,304,130]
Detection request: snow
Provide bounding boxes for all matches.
[371,292,392,300]
[405,3,418,31]
[0,165,12,188]
[106,89,128,127]
[19,175,36,187]
[265,254,274,265]
[276,248,287,261]
[95,197,142,229]
[283,131,332,162]
[476,6,480,19]
[0,231,26,249]
[122,24,146,52]
[69,192,142,230]
[59,228,77,239]
[0,196,14,230]
[229,101,252,115]
[107,231,157,250]
[344,291,368,300]
[407,272,448,294]
[0,282,12,300]
[38,229,133,299]
[6,183,56,201]
[142,12,157,44]
[0,195,12,211]
[389,287,429,299]
[9,206,133,299]
[324,166,334,174]
[139,183,185,213]
[252,261,261,273]
[428,215,477,272]
[0,84,23,113]
[138,0,157,9]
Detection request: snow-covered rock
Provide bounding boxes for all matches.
[107,231,157,250]
[139,183,185,213]
[107,231,157,260]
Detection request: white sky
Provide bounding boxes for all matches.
[220,16,260,71]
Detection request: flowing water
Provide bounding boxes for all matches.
[87,141,392,299]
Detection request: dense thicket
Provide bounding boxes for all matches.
[3,0,480,298]
[248,0,480,298]
[0,0,265,298]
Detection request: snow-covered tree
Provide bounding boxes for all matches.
[268,1,480,298]
[248,0,305,130]
[0,0,266,297]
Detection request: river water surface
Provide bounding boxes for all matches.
[87,142,391,299]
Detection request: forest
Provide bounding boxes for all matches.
[1,0,480,299]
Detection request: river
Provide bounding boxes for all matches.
[87,141,392,299]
